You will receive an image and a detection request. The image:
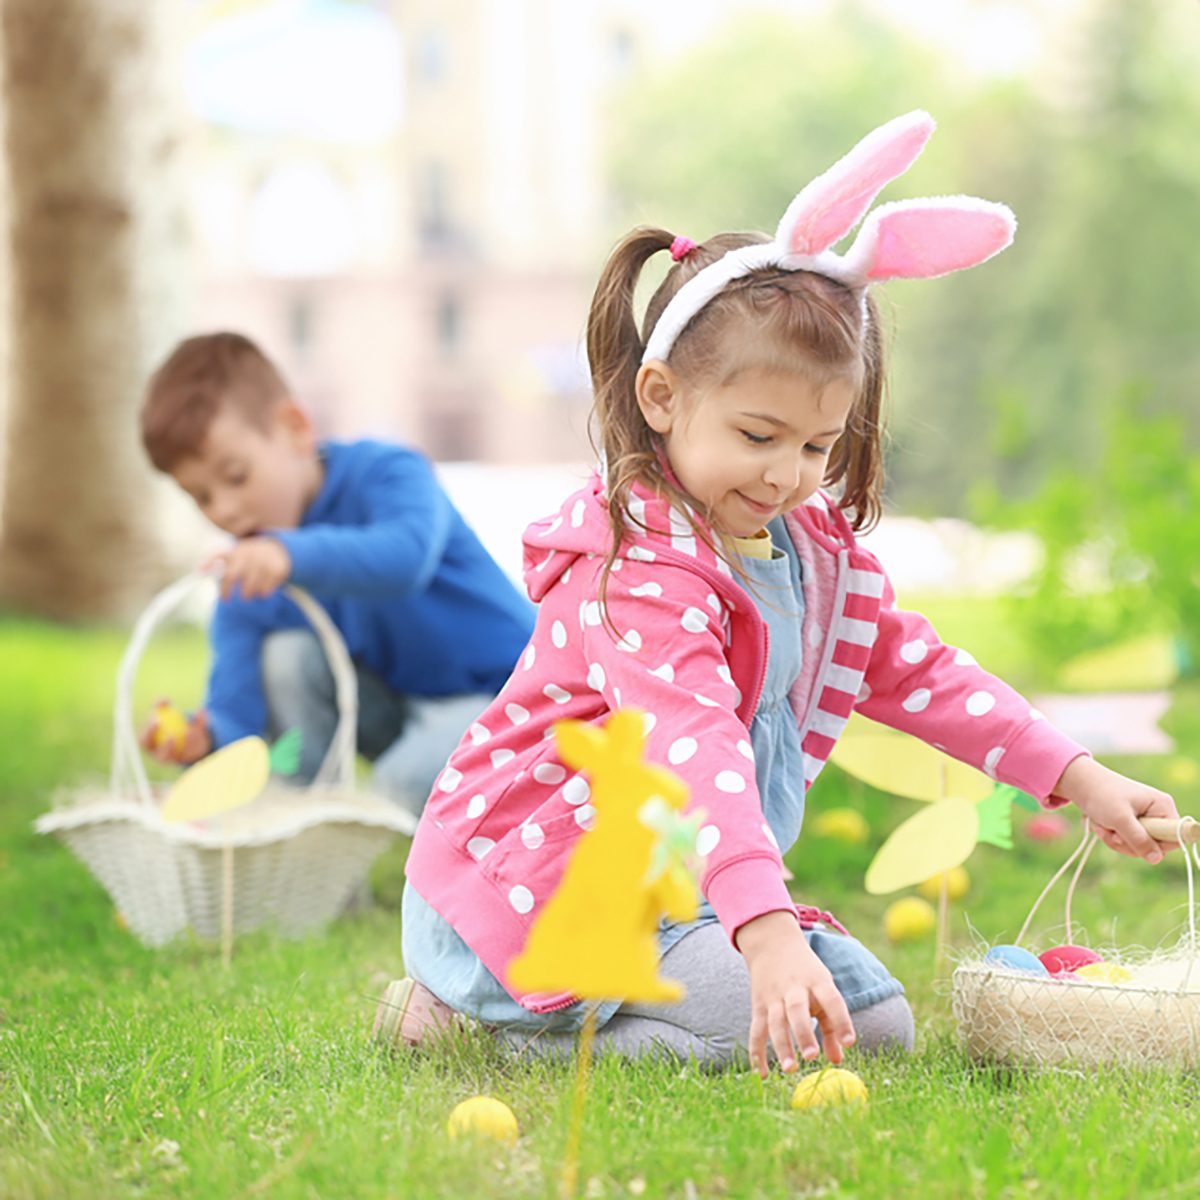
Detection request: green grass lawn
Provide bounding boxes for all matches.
[3,603,1200,1199]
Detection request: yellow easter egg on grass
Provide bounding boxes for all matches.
[884,896,936,942]
[1074,962,1133,984]
[791,1067,869,1111]
[917,866,970,903]
[446,1096,519,1145]
[812,808,870,844]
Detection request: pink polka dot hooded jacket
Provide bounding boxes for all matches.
[405,473,1087,1014]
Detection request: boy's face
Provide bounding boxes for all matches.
[171,402,321,537]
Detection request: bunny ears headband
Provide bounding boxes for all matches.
[641,110,1016,364]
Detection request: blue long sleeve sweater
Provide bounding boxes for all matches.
[204,440,535,748]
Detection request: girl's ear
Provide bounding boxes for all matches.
[635,362,681,435]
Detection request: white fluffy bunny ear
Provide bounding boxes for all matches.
[841,197,1016,283]
[775,110,936,258]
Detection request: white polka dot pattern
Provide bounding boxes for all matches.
[521,823,545,849]
[715,771,746,794]
[490,748,515,769]
[506,703,531,725]
[762,822,779,848]
[468,837,495,860]
[902,688,931,713]
[629,581,662,598]
[437,767,462,792]
[983,746,1005,778]
[668,737,697,764]
[954,648,978,667]
[616,630,642,653]
[469,723,490,745]
[696,825,721,856]
[509,884,534,913]
[575,804,597,829]
[900,639,928,663]
[563,776,590,806]
[533,763,567,785]
[586,663,606,691]
[649,664,675,682]
[466,794,486,818]
[737,740,755,761]
[543,683,572,704]
[966,691,996,717]
[681,607,709,633]
[551,620,567,648]
[523,645,536,670]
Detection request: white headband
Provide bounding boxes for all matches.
[641,111,1016,365]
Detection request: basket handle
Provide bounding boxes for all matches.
[112,572,359,806]
[1142,817,1200,845]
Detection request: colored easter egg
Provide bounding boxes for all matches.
[446,1096,519,1145]
[984,944,1050,975]
[1025,814,1070,842]
[884,897,936,942]
[791,1067,869,1111]
[1073,961,1133,984]
[1038,945,1103,976]
[917,866,970,903]
[812,808,869,845]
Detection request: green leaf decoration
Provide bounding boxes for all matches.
[269,728,303,777]
[992,782,1040,814]
[976,785,1014,850]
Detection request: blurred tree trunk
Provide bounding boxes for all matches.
[0,0,186,621]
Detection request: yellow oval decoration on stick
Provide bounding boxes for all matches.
[831,735,994,804]
[160,736,271,823]
[865,796,980,894]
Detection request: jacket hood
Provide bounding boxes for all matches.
[521,472,615,603]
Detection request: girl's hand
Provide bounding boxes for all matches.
[735,910,856,1078]
[1052,755,1179,863]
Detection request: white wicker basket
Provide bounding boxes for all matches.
[952,818,1200,1069]
[35,573,417,947]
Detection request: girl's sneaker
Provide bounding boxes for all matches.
[371,977,459,1049]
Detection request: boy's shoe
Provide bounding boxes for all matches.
[371,977,459,1049]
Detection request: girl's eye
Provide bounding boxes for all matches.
[805,444,833,456]
[740,430,771,445]
[226,473,247,486]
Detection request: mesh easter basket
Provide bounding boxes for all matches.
[35,573,416,947]
[952,816,1200,1070]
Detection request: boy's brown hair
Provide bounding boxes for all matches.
[141,332,291,472]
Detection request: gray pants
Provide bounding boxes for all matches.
[261,629,493,818]
[501,922,914,1068]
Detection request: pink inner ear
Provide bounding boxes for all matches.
[866,207,1013,280]
[784,113,935,257]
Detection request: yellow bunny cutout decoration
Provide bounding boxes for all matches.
[508,709,700,1003]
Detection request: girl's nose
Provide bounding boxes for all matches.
[763,454,803,493]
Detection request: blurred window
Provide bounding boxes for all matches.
[419,159,450,243]
[416,28,448,86]
[437,292,463,355]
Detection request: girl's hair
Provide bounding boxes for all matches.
[141,332,291,472]
[587,227,886,586]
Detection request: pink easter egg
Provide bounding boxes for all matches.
[1038,945,1103,976]
[1026,814,1070,842]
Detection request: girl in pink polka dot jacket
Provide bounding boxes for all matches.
[382,112,1178,1076]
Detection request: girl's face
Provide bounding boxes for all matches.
[636,363,855,538]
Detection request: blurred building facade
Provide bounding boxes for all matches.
[187,0,660,464]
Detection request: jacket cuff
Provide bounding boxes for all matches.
[704,853,798,946]
[1000,717,1090,808]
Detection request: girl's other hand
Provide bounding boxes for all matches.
[735,910,856,1078]
[1052,755,1179,863]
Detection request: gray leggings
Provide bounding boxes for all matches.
[501,922,914,1068]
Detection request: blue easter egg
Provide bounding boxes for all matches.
[985,944,1050,975]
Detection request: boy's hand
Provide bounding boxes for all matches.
[207,536,292,601]
[1052,755,1179,863]
[736,910,856,1078]
[139,704,212,766]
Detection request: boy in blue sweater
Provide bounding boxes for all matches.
[138,332,534,816]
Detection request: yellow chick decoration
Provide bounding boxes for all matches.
[446,1096,520,1145]
[917,866,970,903]
[812,807,870,844]
[149,701,190,757]
[507,709,701,1003]
[1074,962,1133,984]
[884,896,936,942]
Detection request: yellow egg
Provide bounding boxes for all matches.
[917,866,970,903]
[884,896,936,942]
[445,1096,519,1145]
[791,1067,869,1111]
[1073,961,1133,983]
[812,808,869,844]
